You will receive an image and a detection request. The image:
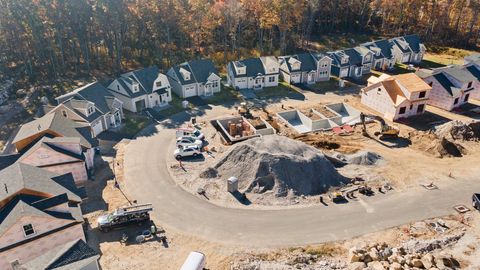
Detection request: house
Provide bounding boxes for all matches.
[329,47,374,79]
[167,59,221,98]
[50,82,124,137]
[107,66,172,112]
[465,64,480,99]
[417,65,477,111]
[464,53,480,65]
[16,137,90,185]
[328,51,351,78]
[11,112,96,174]
[226,56,280,90]
[278,53,332,85]
[391,35,426,64]
[361,39,396,70]
[0,163,91,270]
[361,73,432,121]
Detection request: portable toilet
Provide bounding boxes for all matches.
[227,176,238,193]
[180,251,206,270]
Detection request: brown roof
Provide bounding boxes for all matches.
[382,79,406,105]
[393,73,432,93]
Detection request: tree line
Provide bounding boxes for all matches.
[0,0,479,82]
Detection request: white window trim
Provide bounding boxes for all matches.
[22,223,35,238]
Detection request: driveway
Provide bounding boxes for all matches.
[124,111,479,248]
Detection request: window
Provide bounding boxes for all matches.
[87,106,94,115]
[117,85,120,91]
[465,94,470,102]
[268,76,275,83]
[428,82,433,87]
[419,91,426,98]
[23,224,35,237]
[410,105,413,110]
[62,110,67,117]
[417,104,425,113]
[212,82,219,88]
[156,81,162,88]
[454,97,459,105]
[399,107,406,115]
[467,82,473,89]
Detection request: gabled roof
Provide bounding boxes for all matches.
[464,53,480,64]
[0,154,21,170]
[129,66,160,94]
[187,59,218,84]
[374,39,394,59]
[12,112,96,149]
[343,48,363,66]
[391,37,412,53]
[403,34,422,53]
[230,58,266,78]
[0,163,85,203]
[433,73,458,96]
[327,51,350,67]
[18,137,85,163]
[440,65,477,84]
[466,65,480,80]
[394,73,432,93]
[282,53,317,73]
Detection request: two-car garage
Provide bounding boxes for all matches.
[91,119,104,137]
[184,85,197,98]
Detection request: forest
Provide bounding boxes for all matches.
[0,0,479,82]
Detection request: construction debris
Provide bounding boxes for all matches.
[434,120,480,141]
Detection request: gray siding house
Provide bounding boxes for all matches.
[278,53,332,84]
[226,56,280,90]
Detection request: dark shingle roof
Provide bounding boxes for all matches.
[392,38,411,53]
[0,154,20,170]
[284,53,317,73]
[12,111,96,149]
[374,39,394,59]
[466,65,480,80]
[170,59,218,85]
[343,48,363,66]
[130,66,160,94]
[230,58,266,78]
[441,66,477,84]
[403,34,422,53]
[45,240,98,269]
[327,52,350,67]
[170,64,195,85]
[18,138,85,163]
[433,73,456,96]
[0,163,85,202]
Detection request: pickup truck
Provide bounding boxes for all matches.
[473,193,480,210]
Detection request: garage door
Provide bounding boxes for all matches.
[291,74,301,84]
[91,121,103,137]
[184,86,196,98]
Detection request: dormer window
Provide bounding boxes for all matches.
[23,224,35,237]
[179,67,191,81]
[87,106,94,115]
[132,82,139,93]
[62,110,67,117]
[156,81,162,88]
[467,82,473,89]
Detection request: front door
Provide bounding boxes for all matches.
[307,73,315,84]
[135,99,146,112]
[205,84,213,96]
[417,104,425,114]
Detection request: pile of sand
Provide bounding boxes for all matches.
[434,120,480,141]
[325,151,383,167]
[206,135,348,197]
[409,129,467,158]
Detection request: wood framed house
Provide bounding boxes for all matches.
[11,112,96,174]
[361,73,432,121]
[167,59,221,98]
[226,56,280,90]
[49,82,124,137]
[418,66,477,111]
[361,39,396,71]
[107,66,172,113]
[0,163,96,270]
[278,53,332,85]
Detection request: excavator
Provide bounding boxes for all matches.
[360,112,400,138]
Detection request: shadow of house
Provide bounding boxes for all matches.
[80,155,113,215]
[399,111,451,131]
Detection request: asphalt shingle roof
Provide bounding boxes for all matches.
[45,239,98,269]
[170,59,218,85]
[230,58,266,78]
[374,39,394,59]
[343,48,363,66]
[403,34,422,53]
[441,66,477,84]
[57,82,115,115]
[130,66,160,94]
[12,111,96,149]
[466,65,480,80]
[283,53,317,73]
[433,73,457,96]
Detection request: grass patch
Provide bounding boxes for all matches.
[303,244,345,257]
[255,82,299,98]
[121,112,151,137]
[158,95,190,117]
[310,77,356,92]
[204,85,241,105]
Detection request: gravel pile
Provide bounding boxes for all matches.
[209,135,348,197]
[434,120,480,141]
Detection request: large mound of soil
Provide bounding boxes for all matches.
[434,120,480,141]
[210,135,348,197]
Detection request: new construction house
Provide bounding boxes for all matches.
[278,53,332,84]
[167,59,221,98]
[227,56,280,90]
[361,73,432,121]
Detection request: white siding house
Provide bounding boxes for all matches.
[227,56,280,90]
[167,59,221,98]
[278,53,332,84]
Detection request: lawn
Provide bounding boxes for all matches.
[121,112,152,137]
[255,82,300,98]
[203,85,241,105]
[157,95,191,117]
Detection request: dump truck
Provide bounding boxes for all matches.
[97,204,153,232]
[473,193,480,211]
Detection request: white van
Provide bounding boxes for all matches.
[176,128,205,140]
[180,251,205,270]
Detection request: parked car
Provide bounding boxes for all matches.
[174,145,201,159]
[176,128,205,140]
[176,136,203,149]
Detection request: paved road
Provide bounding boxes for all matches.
[124,122,479,248]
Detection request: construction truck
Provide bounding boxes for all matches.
[360,112,399,138]
[97,204,153,232]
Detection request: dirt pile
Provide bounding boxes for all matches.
[325,151,383,167]
[208,135,348,197]
[434,120,480,141]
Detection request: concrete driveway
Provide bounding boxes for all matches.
[124,114,479,248]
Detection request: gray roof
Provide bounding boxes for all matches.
[343,48,363,66]
[465,54,480,64]
[403,34,422,53]
[229,58,266,78]
[130,66,161,94]
[18,137,85,163]
[441,66,477,84]
[0,154,20,170]
[282,53,317,73]
[391,37,412,53]
[12,111,96,149]
[22,239,98,270]
[466,65,480,80]
[170,59,218,85]
[0,163,84,203]
[433,73,457,96]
